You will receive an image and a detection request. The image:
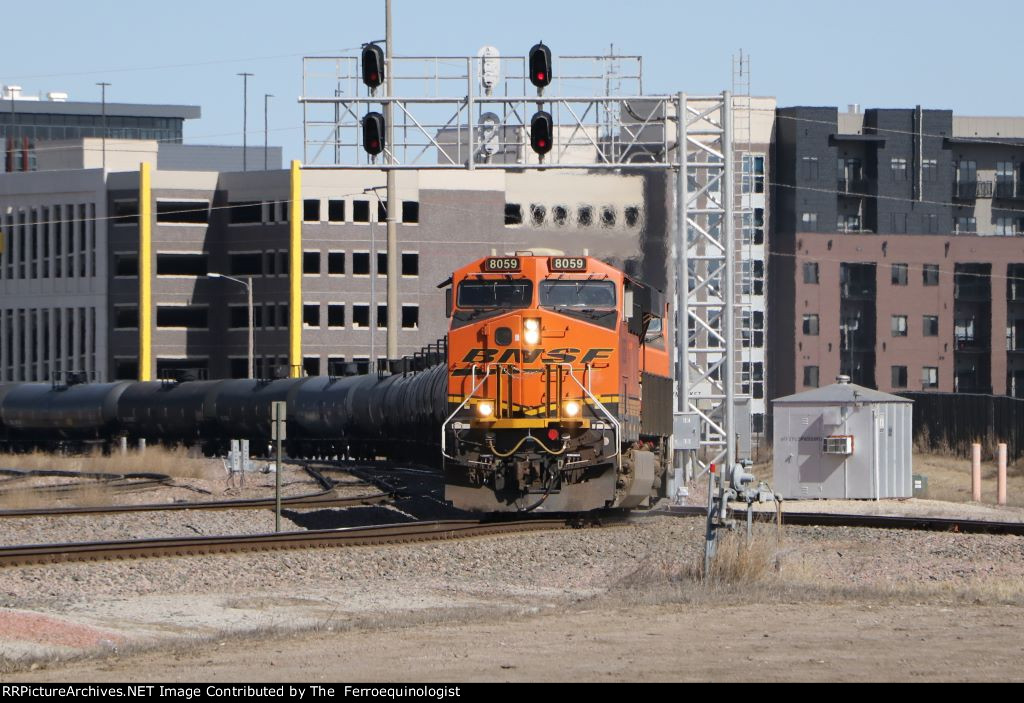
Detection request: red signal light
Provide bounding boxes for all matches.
[536,72,546,82]
[547,429,560,441]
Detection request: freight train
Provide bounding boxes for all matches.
[0,255,673,512]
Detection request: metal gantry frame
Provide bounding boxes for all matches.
[673,93,741,565]
[300,52,742,562]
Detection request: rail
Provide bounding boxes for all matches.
[0,515,617,568]
[654,505,1024,536]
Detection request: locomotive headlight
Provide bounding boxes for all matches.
[563,401,581,418]
[477,402,494,418]
[523,318,541,346]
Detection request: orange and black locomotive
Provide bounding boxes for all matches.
[440,254,672,512]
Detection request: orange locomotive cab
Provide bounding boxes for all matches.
[441,255,672,513]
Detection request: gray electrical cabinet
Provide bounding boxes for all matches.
[772,377,913,500]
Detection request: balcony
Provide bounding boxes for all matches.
[954,180,994,200]
[837,178,870,196]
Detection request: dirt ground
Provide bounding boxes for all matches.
[6,602,1024,683]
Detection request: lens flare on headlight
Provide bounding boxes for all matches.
[524,318,540,331]
[524,328,541,345]
[564,401,581,417]
[477,402,494,417]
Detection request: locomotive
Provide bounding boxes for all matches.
[0,255,672,513]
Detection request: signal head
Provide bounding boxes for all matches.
[528,42,552,89]
[530,111,554,156]
[361,44,386,90]
[362,111,386,156]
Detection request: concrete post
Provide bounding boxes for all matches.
[998,443,1008,506]
[137,438,146,454]
[119,437,128,455]
[971,443,982,502]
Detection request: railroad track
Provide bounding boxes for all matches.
[0,515,613,568]
[656,505,1024,536]
[0,488,393,519]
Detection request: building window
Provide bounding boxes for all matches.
[156,200,209,225]
[803,366,819,388]
[800,156,819,181]
[800,212,818,232]
[803,262,819,285]
[303,356,321,377]
[377,252,387,277]
[891,315,908,337]
[114,307,138,330]
[303,199,321,222]
[891,366,908,389]
[352,305,370,329]
[922,159,938,182]
[157,253,208,277]
[924,213,938,233]
[922,367,939,389]
[114,253,139,277]
[229,306,250,330]
[891,264,908,286]
[377,201,389,222]
[923,315,939,337]
[377,305,388,329]
[995,217,1019,236]
[327,304,345,329]
[156,306,208,330]
[955,216,977,234]
[923,264,940,286]
[838,214,861,232]
[327,357,348,377]
[891,158,908,181]
[890,212,908,234]
[303,251,320,275]
[742,154,765,193]
[353,200,371,223]
[577,206,594,227]
[402,253,419,277]
[505,203,523,226]
[115,358,139,380]
[229,253,262,276]
[402,201,420,224]
[553,206,569,226]
[303,304,320,328]
[402,305,419,329]
[352,252,370,276]
[328,252,345,275]
[229,202,263,225]
[112,199,139,226]
[328,200,346,223]
[802,314,819,336]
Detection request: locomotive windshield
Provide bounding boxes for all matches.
[457,279,533,309]
[539,280,616,309]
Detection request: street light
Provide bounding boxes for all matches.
[209,272,254,379]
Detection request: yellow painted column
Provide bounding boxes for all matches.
[138,162,153,382]
[289,160,303,377]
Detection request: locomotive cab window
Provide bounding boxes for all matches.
[539,280,616,309]
[456,280,533,309]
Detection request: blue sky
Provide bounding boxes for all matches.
[3,1,1022,162]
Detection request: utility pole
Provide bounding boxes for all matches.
[384,0,399,364]
[264,94,274,170]
[97,82,110,171]
[238,72,253,171]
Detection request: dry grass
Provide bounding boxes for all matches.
[0,447,218,481]
[0,488,51,512]
[914,452,1024,507]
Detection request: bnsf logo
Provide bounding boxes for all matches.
[461,348,614,364]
